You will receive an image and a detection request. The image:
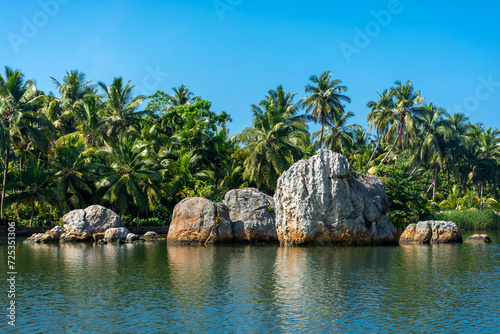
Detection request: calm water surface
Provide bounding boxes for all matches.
[1,231,500,333]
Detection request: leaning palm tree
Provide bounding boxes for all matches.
[95,135,162,217]
[379,80,424,165]
[0,67,52,218]
[98,77,148,138]
[232,86,309,190]
[302,71,351,148]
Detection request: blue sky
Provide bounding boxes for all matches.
[1,0,499,135]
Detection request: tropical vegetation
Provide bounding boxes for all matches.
[1,66,499,229]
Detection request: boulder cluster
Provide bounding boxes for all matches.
[25,205,145,244]
[168,150,398,246]
[167,188,277,244]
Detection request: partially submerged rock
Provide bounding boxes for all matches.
[399,221,462,244]
[63,205,125,234]
[126,233,141,242]
[274,150,397,246]
[167,197,232,244]
[465,234,492,244]
[224,188,278,243]
[104,227,129,243]
[142,231,158,240]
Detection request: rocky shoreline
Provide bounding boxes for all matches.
[21,150,490,247]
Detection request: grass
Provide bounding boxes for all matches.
[429,209,500,230]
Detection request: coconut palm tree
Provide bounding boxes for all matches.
[378,80,424,165]
[98,77,148,138]
[5,155,61,226]
[73,94,105,147]
[302,71,351,148]
[313,110,358,155]
[95,135,161,216]
[232,86,308,190]
[412,103,450,203]
[366,89,393,164]
[51,70,93,133]
[0,67,52,219]
[169,85,196,107]
[50,134,97,212]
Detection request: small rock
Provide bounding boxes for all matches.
[93,232,106,242]
[400,221,462,244]
[465,234,492,244]
[143,231,158,240]
[126,233,140,242]
[25,233,43,243]
[60,231,93,242]
[104,227,129,242]
[39,230,60,243]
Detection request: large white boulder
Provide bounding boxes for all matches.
[274,150,397,246]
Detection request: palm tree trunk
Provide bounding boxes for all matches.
[379,137,397,166]
[367,136,381,165]
[432,163,438,205]
[1,151,9,219]
[30,201,35,227]
[319,123,325,149]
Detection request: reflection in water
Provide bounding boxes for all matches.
[3,234,500,333]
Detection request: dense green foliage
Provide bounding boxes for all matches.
[1,66,499,228]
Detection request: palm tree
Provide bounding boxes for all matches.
[98,77,148,138]
[95,135,161,216]
[51,134,96,212]
[73,94,105,147]
[412,103,449,203]
[0,67,52,219]
[379,80,424,165]
[51,70,93,133]
[232,85,308,190]
[5,155,61,226]
[366,89,393,164]
[302,71,351,148]
[169,85,195,107]
[313,110,358,155]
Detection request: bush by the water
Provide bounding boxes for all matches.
[430,209,500,230]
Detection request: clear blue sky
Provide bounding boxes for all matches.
[1,0,499,135]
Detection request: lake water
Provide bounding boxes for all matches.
[2,231,500,333]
